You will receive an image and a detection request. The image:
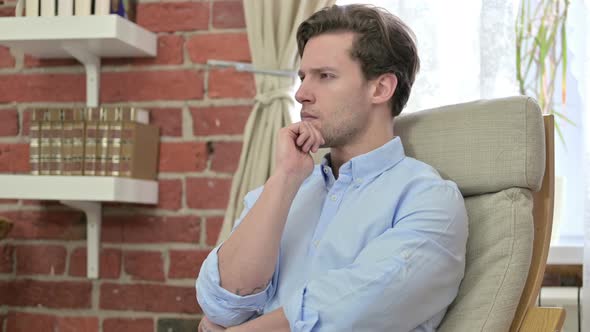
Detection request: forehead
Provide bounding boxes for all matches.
[299,32,357,71]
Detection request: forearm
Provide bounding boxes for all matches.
[218,172,302,295]
[228,308,290,332]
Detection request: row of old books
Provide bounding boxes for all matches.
[22,0,136,19]
[29,107,159,180]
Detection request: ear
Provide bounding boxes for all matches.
[371,73,397,105]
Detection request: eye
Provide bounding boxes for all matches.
[320,72,334,79]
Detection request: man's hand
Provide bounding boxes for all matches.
[198,317,226,332]
[275,121,325,183]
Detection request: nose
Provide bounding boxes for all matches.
[295,80,314,104]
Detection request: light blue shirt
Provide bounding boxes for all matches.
[196,137,468,332]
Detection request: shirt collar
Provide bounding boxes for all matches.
[320,136,406,184]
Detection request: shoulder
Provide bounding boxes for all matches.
[383,156,465,217]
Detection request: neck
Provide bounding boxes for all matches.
[330,113,395,178]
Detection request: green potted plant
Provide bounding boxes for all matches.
[516,0,573,145]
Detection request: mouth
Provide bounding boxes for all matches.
[300,112,318,121]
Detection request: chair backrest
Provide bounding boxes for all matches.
[394,96,549,331]
[510,114,554,331]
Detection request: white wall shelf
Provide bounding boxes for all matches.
[0,175,158,279]
[548,240,584,265]
[0,15,157,107]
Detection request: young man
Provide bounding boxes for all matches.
[197,4,468,332]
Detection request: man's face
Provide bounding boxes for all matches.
[296,32,373,148]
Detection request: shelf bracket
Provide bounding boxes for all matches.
[60,200,102,279]
[62,43,101,107]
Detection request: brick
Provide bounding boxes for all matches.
[0,73,85,103]
[101,70,204,102]
[158,179,182,210]
[124,250,165,281]
[102,215,200,243]
[1,210,85,240]
[157,318,199,332]
[24,56,80,68]
[0,244,13,273]
[0,143,29,172]
[186,33,250,64]
[0,109,18,136]
[137,2,209,33]
[0,46,15,68]
[212,1,245,29]
[56,317,99,332]
[22,109,32,136]
[208,69,256,98]
[69,247,121,279]
[100,283,200,313]
[0,280,92,308]
[149,108,182,137]
[0,6,15,17]
[186,178,232,210]
[104,35,184,66]
[159,142,208,172]
[211,141,243,173]
[0,199,18,204]
[21,200,63,206]
[206,217,223,246]
[103,318,153,332]
[16,244,66,275]
[191,105,252,136]
[6,312,55,332]
[168,249,209,279]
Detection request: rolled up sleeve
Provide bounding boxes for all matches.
[283,184,468,332]
[196,245,279,327]
[195,186,278,327]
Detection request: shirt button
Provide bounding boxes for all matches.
[355,178,363,184]
[313,240,320,247]
[323,167,329,174]
[330,194,337,201]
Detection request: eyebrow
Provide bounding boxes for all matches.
[298,66,339,77]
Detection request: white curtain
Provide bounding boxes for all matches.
[583,2,590,330]
[217,0,336,245]
[338,0,519,113]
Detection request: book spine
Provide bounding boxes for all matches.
[58,0,74,16]
[39,110,52,175]
[84,108,99,175]
[40,0,56,16]
[71,109,86,176]
[119,121,134,177]
[96,108,109,176]
[29,109,45,175]
[61,109,74,175]
[49,109,64,175]
[94,0,109,15]
[25,0,39,16]
[106,108,122,176]
[74,0,91,15]
[121,107,149,124]
[119,122,159,180]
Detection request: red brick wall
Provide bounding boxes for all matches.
[0,1,253,331]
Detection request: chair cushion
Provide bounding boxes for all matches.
[395,96,545,196]
[438,187,533,332]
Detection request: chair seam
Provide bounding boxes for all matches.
[480,189,518,331]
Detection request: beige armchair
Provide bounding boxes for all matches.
[395,96,564,331]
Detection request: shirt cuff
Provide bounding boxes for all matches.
[284,285,319,332]
[196,246,276,326]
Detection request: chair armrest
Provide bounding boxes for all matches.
[519,306,566,332]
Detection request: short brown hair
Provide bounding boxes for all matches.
[296,4,420,117]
